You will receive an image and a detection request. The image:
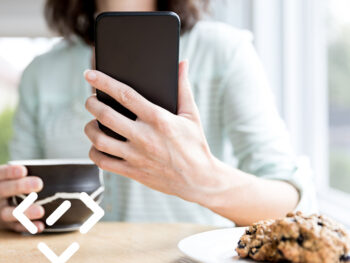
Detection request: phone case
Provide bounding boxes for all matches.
[95,12,180,141]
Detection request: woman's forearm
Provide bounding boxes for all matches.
[198,159,299,226]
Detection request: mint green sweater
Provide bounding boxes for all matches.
[10,21,317,226]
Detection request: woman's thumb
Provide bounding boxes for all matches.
[177,60,199,120]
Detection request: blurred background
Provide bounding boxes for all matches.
[0,0,349,226]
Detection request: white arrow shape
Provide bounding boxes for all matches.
[46,200,72,226]
[13,191,104,263]
[38,242,79,263]
[12,192,39,234]
[79,192,105,234]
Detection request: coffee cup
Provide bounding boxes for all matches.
[8,159,104,233]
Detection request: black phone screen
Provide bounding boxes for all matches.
[95,12,180,141]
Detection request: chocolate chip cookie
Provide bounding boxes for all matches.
[236,212,350,262]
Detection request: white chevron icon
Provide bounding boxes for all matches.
[78,192,104,234]
[12,192,39,234]
[38,242,80,263]
[12,191,105,263]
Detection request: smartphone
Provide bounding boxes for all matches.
[95,12,180,141]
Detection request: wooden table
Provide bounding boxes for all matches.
[0,222,216,263]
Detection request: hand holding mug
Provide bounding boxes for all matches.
[0,165,45,233]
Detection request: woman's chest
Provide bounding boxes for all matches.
[38,98,92,159]
[35,63,93,159]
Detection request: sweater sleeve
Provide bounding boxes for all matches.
[220,37,318,214]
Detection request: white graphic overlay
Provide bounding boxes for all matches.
[79,192,105,234]
[38,242,80,263]
[12,192,39,234]
[46,200,72,226]
[12,191,105,263]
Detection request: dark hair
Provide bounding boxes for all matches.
[45,0,209,45]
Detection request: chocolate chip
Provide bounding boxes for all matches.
[340,254,350,262]
[237,240,246,249]
[249,248,258,256]
[317,221,324,226]
[246,228,257,235]
[248,245,262,256]
[297,235,304,246]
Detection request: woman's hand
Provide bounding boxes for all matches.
[84,61,299,225]
[0,165,45,232]
[84,61,226,204]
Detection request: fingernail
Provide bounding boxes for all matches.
[35,206,45,217]
[15,166,26,177]
[37,222,45,232]
[31,178,43,191]
[84,70,97,81]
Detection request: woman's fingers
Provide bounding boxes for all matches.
[1,204,45,223]
[177,60,200,120]
[89,146,140,179]
[0,165,27,181]
[84,120,134,159]
[85,95,136,140]
[84,69,160,122]
[8,221,45,233]
[0,168,45,234]
[0,177,43,198]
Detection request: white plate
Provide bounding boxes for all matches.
[178,227,256,263]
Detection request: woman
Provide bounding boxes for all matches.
[0,0,316,233]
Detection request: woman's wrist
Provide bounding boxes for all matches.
[191,155,253,209]
[194,158,300,225]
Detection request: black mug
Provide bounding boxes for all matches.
[8,159,104,233]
